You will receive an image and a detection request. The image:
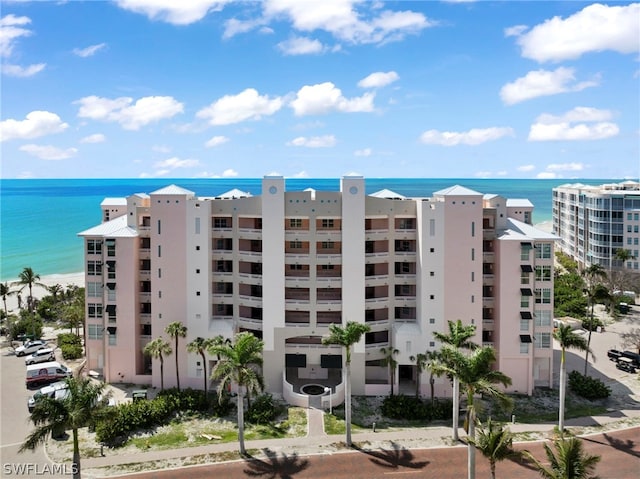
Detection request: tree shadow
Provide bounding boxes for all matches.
[243,447,310,478]
[354,441,429,470]
[582,432,640,459]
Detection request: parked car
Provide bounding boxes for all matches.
[621,351,640,368]
[15,340,47,357]
[24,348,55,365]
[607,349,623,361]
[616,357,637,374]
[27,381,69,412]
[25,361,72,388]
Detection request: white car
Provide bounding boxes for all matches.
[27,381,68,412]
[24,348,55,365]
[15,340,47,357]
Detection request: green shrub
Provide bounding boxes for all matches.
[247,394,285,424]
[568,371,611,400]
[60,343,83,360]
[381,395,429,420]
[57,332,81,347]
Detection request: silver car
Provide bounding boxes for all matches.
[24,348,55,365]
[27,381,68,412]
[15,340,47,357]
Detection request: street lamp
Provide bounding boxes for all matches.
[324,386,332,414]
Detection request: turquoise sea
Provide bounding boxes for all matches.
[0,178,621,282]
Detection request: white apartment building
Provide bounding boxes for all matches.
[79,176,556,405]
[553,181,640,270]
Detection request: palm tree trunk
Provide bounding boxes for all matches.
[452,377,460,441]
[490,460,496,479]
[237,387,246,455]
[415,371,421,399]
[559,351,566,434]
[175,339,181,391]
[467,407,476,479]
[72,428,81,479]
[160,358,165,391]
[345,364,352,447]
[200,351,207,396]
[584,303,595,376]
[430,375,435,405]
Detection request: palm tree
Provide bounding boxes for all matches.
[433,319,478,441]
[47,283,63,301]
[322,321,370,447]
[143,338,172,391]
[13,267,45,313]
[20,377,107,479]
[436,345,512,479]
[165,321,187,391]
[581,265,607,375]
[186,336,215,396]
[1,282,12,315]
[209,331,264,456]
[554,324,591,434]
[380,346,399,396]
[468,418,520,479]
[525,436,601,479]
[410,350,441,403]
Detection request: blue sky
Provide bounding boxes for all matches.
[1,1,638,179]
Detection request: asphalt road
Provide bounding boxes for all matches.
[0,338,67,479]
[112,427,640,479]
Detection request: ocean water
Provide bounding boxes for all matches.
[0,178,619,282]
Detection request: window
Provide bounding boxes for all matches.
[471,221,475,237]
[195,217,201,234]
[87,282,103,298]
[535,332,552,349]
[107,289,116,302]
[289,264,303,270]
[535,288,552,304]
[521,296,530,308]
[88,303,103,319]
[87,239,102,255]
[321,219,334,228]
[157,220,161,235]
[399,219,414,230]
[520,343,529,354]
[535,265,552,282]
[87,261,102,276]
[429,219,435,236]
[429,318,435,324]
[535,310,552,327]
[520,245,531,261]
[321,241,335,249]
[88,324,103,340]
[108,332,117,346]
[320,264,334,270]
[535,243,552,259]
[290,241,302,249]
[289,218,302,228]
[520,319,530,331]
[520,272,530,284]
[471,248,475,261]
[158,245,162,257]
[105,239,116,257]
[213,217,230,228]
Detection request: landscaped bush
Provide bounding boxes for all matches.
[568,371,611,400]
[381,395,453,422]
[96,388,233,446]
[57,333,83,359]
[246,393,285,424]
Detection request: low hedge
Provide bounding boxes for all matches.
[568,371,611,400]
[381,395,452,421]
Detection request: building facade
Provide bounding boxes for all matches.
[79,176,556,404]
[553,181,640,270]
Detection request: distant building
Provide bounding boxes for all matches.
[79,176,556,405]
[552,181,640,270]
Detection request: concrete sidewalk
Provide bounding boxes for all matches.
[80,405,640,476]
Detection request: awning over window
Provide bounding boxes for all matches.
[520,288,533,296]
[105,305,116,314]
[520,264,533,273]
[520,311,533,319]
[106,283,116,290]
[521,242,532,248]
[520,334,532,343]
[106,326,117,334]
[106,261,116,270]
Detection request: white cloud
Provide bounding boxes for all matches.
[504,25,527,37]
[205,135,230,148]
[514,3,640,62]
[154,157,200,169]
[358,71,399,88]
[277,36,325,55]
[19,144,78,160]
[287,135,336,148]
[517,164,536,172]
[291,170,309,178]
[528,107,619,141]
[354,148,372,157]
[197,88,283,125]
[419,127,514,146]
[546,162,585,172]
[79,133,106,144]
[73,43,106,58]
[290,82,375,116]
[262,0,433,45]
[500,67,598,105]
[223,17,268,39]
[0,14,32,57]
[2,63,45,77]
[75,95,184,130]
[0,111,68,142]
[152,145,171,153]
[221,168,238,177]
[536,171,557,179]
[114,0,231,25]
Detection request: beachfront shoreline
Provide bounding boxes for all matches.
[2,272,85,314]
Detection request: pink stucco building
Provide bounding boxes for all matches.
[79,176,556,405]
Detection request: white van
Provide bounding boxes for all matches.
[26,361,72,387]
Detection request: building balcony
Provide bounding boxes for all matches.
[237,317,263,330]
[316,254,342,263]
[364,275,388,287]
[393,251,416,260]
[212,251,234,261]
[212,227,234,236]
[315,230,341,240]
[365,297,389,306]
[482,319,494,330]
[139,270,151,280]
[138,225,151,233]
[482,342,494,348]
[394,230,416,240]
[139,292,151,302]
[285,298,311,307]
[285,253,311,262]
[365,252,389,262]
[316,302,342,311]
[315,276,341,288]
[238,250,262,261]
[365,230,389,241]
[238,272,263,283]
[238,295,262,307]
[237,228,262,240]
[482,297,494,308]
[483,252,494,262]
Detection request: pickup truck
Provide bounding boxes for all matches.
[607,349,623,361]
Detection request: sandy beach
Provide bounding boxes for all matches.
[2,272,85,314]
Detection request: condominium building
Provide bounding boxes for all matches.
[79,176,556,405]
[553,181,640,270]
